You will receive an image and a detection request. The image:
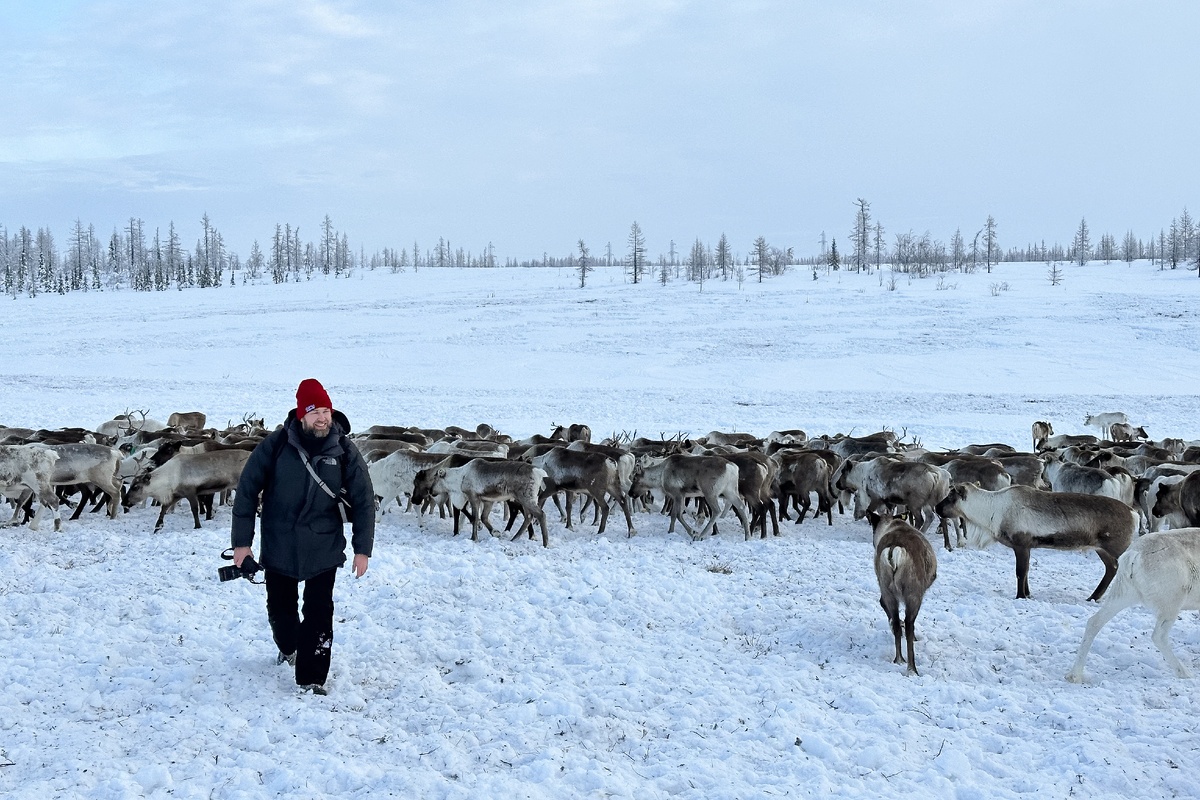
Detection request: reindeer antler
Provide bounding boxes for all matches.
[122,408,149,434]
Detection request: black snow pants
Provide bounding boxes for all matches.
[265,567,337,687]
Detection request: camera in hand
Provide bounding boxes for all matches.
[218,554,262,582]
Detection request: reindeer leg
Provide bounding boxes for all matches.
[594,490,610,534]
[478,501,497,535]
[17,489,35,525]
[154,501,173,532]
[188,496,203,529]
[1089,548,1121,602]
[469,498,481,542]
[671,493,698,539]
[551,493,567,524]
[728,495,751,540]
[904,597,924,676]
[537,506,550,547]
[105,485,121,519]
[510,512,532,541]
[504,498,523,532]
[563,491,575,531]
[21,488,40,530]
[1152,607,1191,678]
[615,492,637,537]
[1067,594,1137,682]
[69,491,87,521]
[880,595,903,665]
[1013,543,1032,599]
[694,492,721,539]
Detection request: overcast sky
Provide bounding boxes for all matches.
[1,0,1196,261]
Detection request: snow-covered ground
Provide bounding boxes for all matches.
[2,261,1199,799]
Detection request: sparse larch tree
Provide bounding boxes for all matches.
[851,198,871,272]
[1177,207,1195,267]
[1047,259,1064,286]
[167,221,183,289]
[752,236,770,282]
[321,215,336,275]
[688,238,707,285]
[246,241,265,282]
[873,221,886,271]
[715,233,731,280]
[951,228,965,272]
[1122,230,1138,265]
[67,219,87,291]
[271,224,286,284]
[576,239,591,287]
[1167,219,1181,269]
[628,221,646,284]
[984,215,998,273]
[1072,217,1091,266]
[1098,232,1116,263]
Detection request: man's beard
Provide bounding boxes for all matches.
[302,420,332,438]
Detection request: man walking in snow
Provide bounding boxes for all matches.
[230,378,374,695]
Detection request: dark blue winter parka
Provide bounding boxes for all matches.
[231,409,375,581]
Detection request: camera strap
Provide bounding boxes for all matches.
[296,448,351,524]
[220,548,265,584]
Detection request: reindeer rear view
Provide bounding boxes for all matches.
[870,512,938,675]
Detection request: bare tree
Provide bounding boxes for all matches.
[576,239,592,287]
[1180,210,1195,269]
[1098,232,1116,263]
[773,246,793,276]
[685,238,708,291]
[628,221,646,284]
[1121,230,1138,265]
[1072,217,1091,266]
[892,232,914,274]
[1047,259,1064,286]
[715,233,731,280]
[687,237,707,283]
[851,198,871,272]
[951,228,965,272]
[873,221,886,272]
[752,236,770,282]
[984,215,998,273]
[320,215,336,275]
[1167,218,1181,269]
[246,240,264,282]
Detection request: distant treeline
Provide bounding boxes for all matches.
[1,205,1197,297]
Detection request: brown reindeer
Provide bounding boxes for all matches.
[870,512,938,676]
[936,483,1136,600]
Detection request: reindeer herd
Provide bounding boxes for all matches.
[4,410,1200,681]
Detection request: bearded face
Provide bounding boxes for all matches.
[301,407,333,438]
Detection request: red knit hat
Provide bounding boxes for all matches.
[296,378,333,418]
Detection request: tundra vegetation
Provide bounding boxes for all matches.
[3,203,1197,298]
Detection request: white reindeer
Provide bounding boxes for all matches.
[1067,528,1200,682]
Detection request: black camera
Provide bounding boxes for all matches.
[218,553,262,582]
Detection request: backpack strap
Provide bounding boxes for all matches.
[260,428,289,486]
